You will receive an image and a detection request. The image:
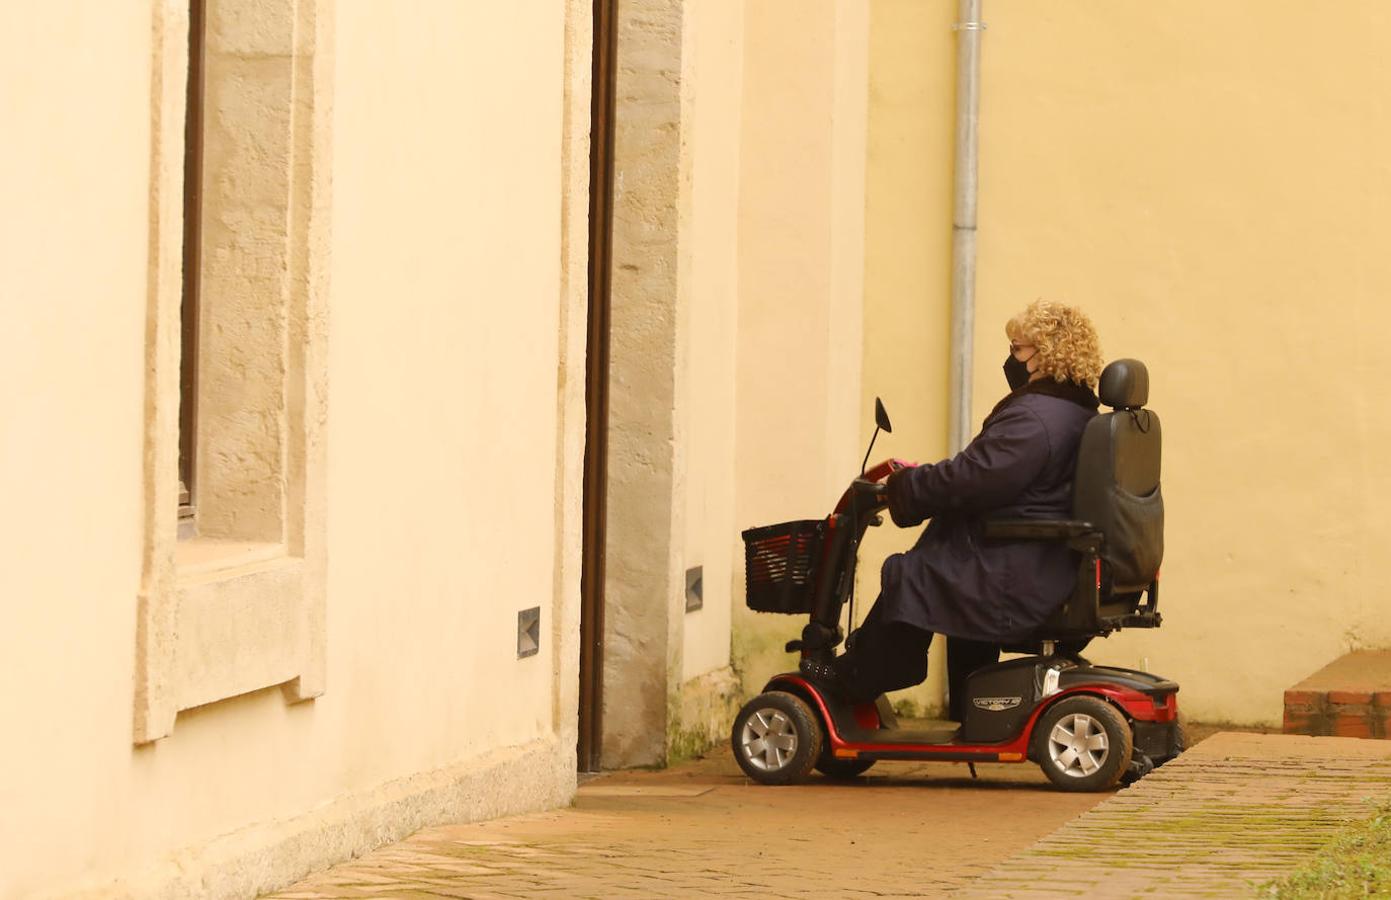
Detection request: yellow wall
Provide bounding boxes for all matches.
[0,2,587,895]
[857,0,958,715]
[868,1,1391,724]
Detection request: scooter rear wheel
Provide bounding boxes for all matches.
[731,691,822,785]
[1033,695,1132,792]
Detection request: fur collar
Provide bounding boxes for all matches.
[984,377,1099,427]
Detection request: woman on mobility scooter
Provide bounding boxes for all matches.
[732,299,1178,791]
[826,299,1103,705]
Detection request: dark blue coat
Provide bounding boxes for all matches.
[878,381,1099,642]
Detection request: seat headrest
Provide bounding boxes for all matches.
[1099,359,1149,410]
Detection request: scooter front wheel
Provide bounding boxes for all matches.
[731,691,822,785]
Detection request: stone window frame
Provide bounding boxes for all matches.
[134,0,333,744]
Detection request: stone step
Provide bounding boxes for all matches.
[1283,649,1391,739]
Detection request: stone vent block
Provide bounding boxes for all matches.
[1283,649,1391,739]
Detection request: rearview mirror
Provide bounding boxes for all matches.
[875,397,893,434]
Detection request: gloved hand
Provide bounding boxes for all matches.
[886,467,927,529]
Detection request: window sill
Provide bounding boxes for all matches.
[176,504,196,540]
[175,538,288,581]
[171,539,311,712]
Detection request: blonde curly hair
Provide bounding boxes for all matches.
[1005,300,1103,389]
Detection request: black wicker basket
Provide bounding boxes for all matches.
[742,519,826,614]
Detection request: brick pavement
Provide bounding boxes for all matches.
[264,751,1106,899]
[265,731,1391,899]
[960,732,1391,898]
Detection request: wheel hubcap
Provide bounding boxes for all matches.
[739,708,798,771]
[1047,712,1110,778]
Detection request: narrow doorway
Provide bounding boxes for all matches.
[577,0,619,774]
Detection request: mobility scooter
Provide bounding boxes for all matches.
[731,360,1180,792]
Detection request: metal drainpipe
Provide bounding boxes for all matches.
[949,0,984,453]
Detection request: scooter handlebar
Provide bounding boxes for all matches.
[836,459,916,515]
[852,478,889,499]
[862,457,916,483]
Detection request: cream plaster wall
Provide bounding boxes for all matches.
[678,1,744,686]
[327,0,569,780]
[0,2,155,893]
[731,0,869,699]
[0,1,589,896]
[866,2,1391,725]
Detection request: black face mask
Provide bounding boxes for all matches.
[1003,353,1031,391]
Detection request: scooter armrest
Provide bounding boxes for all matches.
[982,519,1097,540]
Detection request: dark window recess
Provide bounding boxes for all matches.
[685,566,704,612]
[178,0,207,523]
[578,0,618,774]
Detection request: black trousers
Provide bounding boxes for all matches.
[834,601,1002,713]
[946,637,1001,721]
[831,599,931,703]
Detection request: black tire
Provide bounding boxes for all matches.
[731,691,823,785]
[814,754,876,780]
[1033,695,1133,792]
